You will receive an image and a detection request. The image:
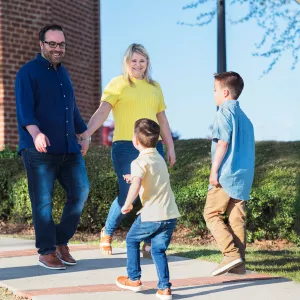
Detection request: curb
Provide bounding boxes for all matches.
[11,274,283,299]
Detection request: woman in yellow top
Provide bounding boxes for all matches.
[87,43,175,255]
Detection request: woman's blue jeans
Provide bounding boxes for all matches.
[104,141,164,236]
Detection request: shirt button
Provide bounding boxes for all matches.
[64,95,66,98]
[66,134,68,136]
[66,120,68,123]
[60,83,62,86]
[66,107,68,110]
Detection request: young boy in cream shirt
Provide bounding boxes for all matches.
[116,118,180,300]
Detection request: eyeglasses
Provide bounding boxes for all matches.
[43,41,66,49]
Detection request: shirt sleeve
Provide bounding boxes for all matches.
[155,82,167,113]
[131,159,146,179]
[101,77,122,107]
[74,100,88,134]
[15,68,40,128]
[211,108,233,143]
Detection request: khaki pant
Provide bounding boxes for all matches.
[203,185,246,259]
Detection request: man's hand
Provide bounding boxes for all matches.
[33,132,50,153]
[209,170,219,186]
[121,203,133,214]
[123,174,132,184]
[167,148,176,168]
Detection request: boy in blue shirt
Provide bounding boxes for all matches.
[204,71,255,276]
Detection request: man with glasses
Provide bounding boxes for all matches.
[15,24,90,270]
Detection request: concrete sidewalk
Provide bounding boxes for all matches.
[0,237,299,300]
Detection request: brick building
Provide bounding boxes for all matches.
[0,0,101,148]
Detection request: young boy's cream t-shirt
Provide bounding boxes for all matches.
[130,147,180,222]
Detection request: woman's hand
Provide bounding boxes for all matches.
[79,139,90,156]
[167,147,176,168]
[121,204,133,214]
[156,111,176,167]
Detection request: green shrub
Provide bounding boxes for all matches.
[1,140,300,243]
[0,157,23,219]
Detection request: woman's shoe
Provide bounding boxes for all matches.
[99,227,112,255]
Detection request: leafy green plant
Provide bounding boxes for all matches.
[1,140,300,243]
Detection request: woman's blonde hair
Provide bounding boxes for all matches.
[122,43,155,86]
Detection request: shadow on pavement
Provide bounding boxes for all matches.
[141,278,290,299]
[0,257,153,281]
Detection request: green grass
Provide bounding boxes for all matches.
[70,237,300,282]
[167,244,300,282]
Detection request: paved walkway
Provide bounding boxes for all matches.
[0,237,299,299]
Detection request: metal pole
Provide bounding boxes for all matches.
[217,0,226,73]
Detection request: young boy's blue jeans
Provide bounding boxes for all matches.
[104,141,164,236]
[126,215,177,290]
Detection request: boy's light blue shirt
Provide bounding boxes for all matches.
[209,100,255,200]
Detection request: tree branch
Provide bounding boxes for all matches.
[179,0,300,75]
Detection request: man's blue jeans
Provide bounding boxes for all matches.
[126,215,177,290]
[21,148,90,255]
[104,141,164,236]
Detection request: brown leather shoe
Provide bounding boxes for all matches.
[116,276,142,292]
[56,245,76,266]
[99,227,112,255]
[156,288,172,300]
[38,252,66,270]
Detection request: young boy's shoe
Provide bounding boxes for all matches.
[141,242,152,259]
[212,256,243,276]
[99,227,112,255]
[227,262,246,275]
[116,276,142,292]
[156,288,172,300]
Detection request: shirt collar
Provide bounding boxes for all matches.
[219,100,239,109]
[35,53,61,69]
[129,76,146,83]
[139,148,157,156]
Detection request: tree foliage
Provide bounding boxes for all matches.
[179,0,300,74]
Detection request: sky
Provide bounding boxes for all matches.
[100,0,300,141]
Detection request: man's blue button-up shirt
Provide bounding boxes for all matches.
[15,54,87,154]
[209,100,255,200]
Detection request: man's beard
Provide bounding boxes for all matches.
[42,49,65,65]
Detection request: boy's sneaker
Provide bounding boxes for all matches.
[116,276,142,292]
[228,262,246,275]
[212,256,243,276]
[156,288,172,300]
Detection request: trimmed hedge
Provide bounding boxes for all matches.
[1,140,300,243]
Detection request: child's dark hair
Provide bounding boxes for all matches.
[214,71,244,99]
[134,118,160,148]
[39,24,64,42]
